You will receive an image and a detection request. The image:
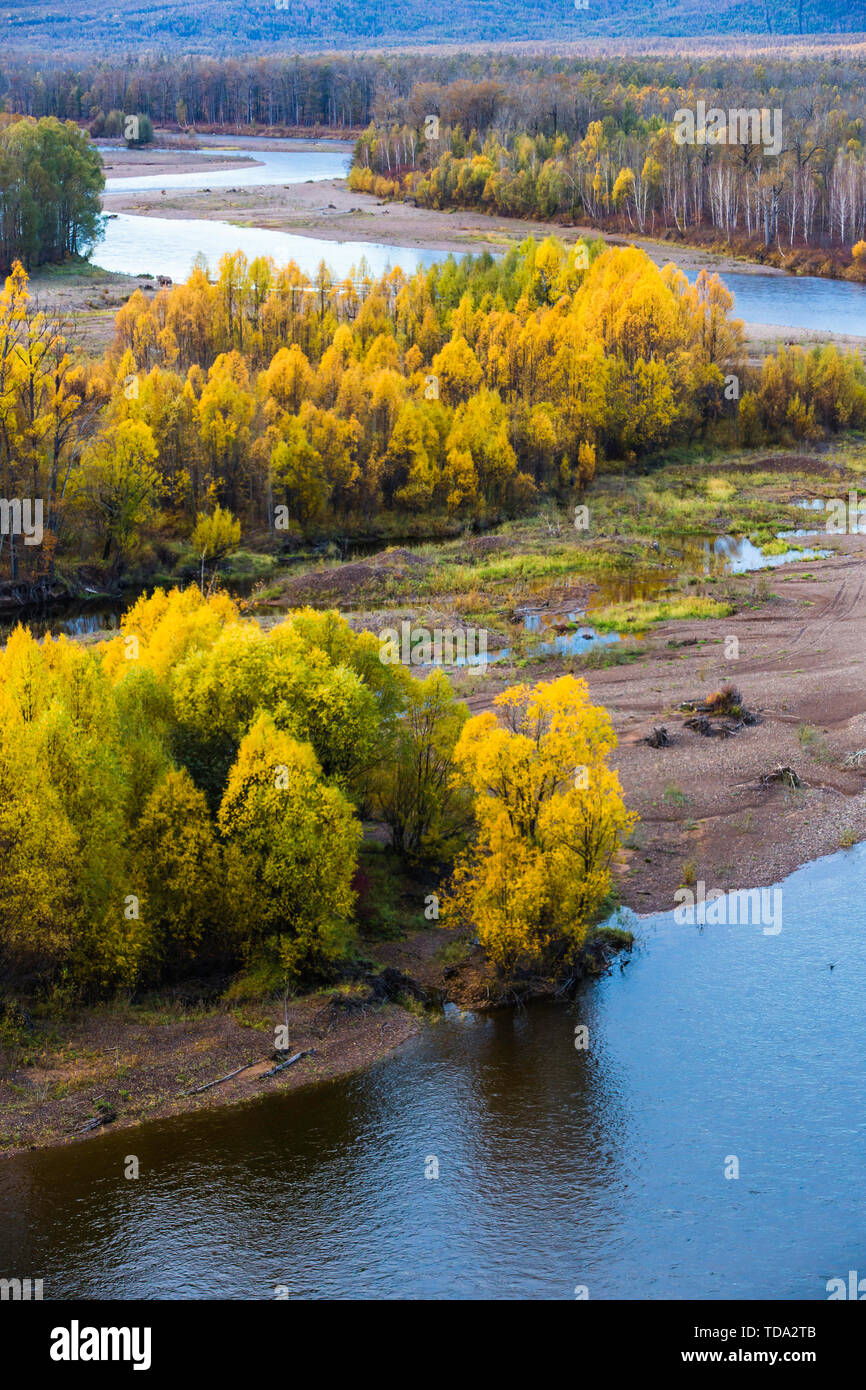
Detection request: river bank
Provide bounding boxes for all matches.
[97,134,866,355]
[5,839,863,1300]
[4,499,862,1166]
[0,972,422,1159]
[0,913,633,1158]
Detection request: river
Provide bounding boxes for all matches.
[93,143,866,333]
[4,144,863,1302]
[1,841,863,1299]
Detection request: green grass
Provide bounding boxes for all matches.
[590,596,734,632]
[572,639,646,668]
[758,537,796,556]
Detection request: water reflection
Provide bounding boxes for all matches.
[2,842,865,1298]
[102,145,350,193]
[93,211,443,284]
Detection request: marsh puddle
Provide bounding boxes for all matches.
[509,529,830,664]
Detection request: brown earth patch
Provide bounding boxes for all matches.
[449,536,866,913]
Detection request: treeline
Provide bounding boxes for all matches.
[353,100,866,257]
[4,238,866,584]
[0,588,630,993]
[0,116,103,273]
[2,48,866,145]
[6,44,866,255]
[0,0,857,55]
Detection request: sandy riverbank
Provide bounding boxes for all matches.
[0,963,431,1158]
[100,140,866,356]
[448,534,866,913]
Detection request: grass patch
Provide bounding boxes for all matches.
[572,638,645,669]
[590,925,635,951]
[590,596,734,632]
[797,724,835,764]
[435,938,474,967]
[663,783,688,806]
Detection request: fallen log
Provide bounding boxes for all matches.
[262,1048,316,1078]
[76,1108,116,1134]
[684,714,714,736]
[645,726,670,748]
[179,1059,260,1097]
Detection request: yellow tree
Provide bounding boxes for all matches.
[191,503,241,593]
[445,675,635,973]
[218,713,362,981]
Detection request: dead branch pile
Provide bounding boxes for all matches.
[760,764,804,789]
[680,683,759,738]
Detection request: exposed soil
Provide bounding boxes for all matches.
[263,546,434,605]
[452,532,866,913]
[0,978,424,1158]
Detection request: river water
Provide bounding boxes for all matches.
[1,841,864,1299]
[96,141,440,282]
[94,142,866,333]
[4,144,863,1301]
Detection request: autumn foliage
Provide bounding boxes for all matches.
[444,675,636,974]
[0,585,639,995]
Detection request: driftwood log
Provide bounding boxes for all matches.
[76,1108,117,1134]
[179,1059,261,1097]
[685,714,714,736]
[262,1048,316,1078]
[760,764,804,789]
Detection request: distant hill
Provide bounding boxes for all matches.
[0,0,862,55]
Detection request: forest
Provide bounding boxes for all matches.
[1,47,865,141]
[0,116,104,273]
[0,0,855,55]
[352,116,866,263]
[350,61,866,264]
[4,46,866,264]
[3,231,863,999]
[3,239,865,589]
[0,586,631,993]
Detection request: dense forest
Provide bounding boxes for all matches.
[0,116,104,273]
[347,57,866,260]
[5,46,866,259]
[0,587,631,993]
[1,48,865,138]
[3,239,864,587]
[0,0,859,53]
[353,113,866,263]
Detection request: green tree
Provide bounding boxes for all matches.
[191,504,241,593]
